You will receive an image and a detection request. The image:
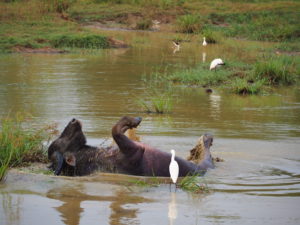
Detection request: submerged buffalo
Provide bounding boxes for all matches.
[48,116,215,177]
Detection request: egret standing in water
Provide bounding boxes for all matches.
[172,41,180,54]
[172,40,180,48]
[169,149,179,191]
[210,58,225,71]
[203,37,207,46]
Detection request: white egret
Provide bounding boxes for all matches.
[172,41,180,48]
[210,58,225,71]
[169,149,179,191]
[202,37,207,46]
[172,41,180,54]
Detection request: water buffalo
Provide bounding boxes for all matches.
[48,116,215,176]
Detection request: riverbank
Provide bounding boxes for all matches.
[1,0,299,53]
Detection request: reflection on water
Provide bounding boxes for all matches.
[209,93,221,119]
[47,186,151,225]
[1,193,22,225]
[202,52,206,63]
[168,193,177,225]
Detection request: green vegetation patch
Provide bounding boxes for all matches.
[0,113,57,181]
[51,34,109,49]
[228,78,265,95]
[148,56,299,95]
[176,14,202,33]
[127,174,210,194]
[204,10,300,42]
[253,56,297,85]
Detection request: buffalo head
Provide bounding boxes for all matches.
[48,118,86,175]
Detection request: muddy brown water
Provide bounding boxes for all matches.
[0,30,300,225]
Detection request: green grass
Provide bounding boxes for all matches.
[148,57,299,95]
[0,1,111,53]
[127,174,210,194]
[228,78,265,95]
[0,113,57,181]
[128,176,161,188]
[203,10,300,42]
[168,64,232,86]
[51,34,109,49]
[179,174,210,194]
[138,90,174,114]
[201,30,222,44]
[176,14,202,33]
[1,0,299,52]
[274,42,300,52]
[253,56,297,85]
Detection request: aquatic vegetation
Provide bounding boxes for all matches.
[179,174,210,194]
[128,176,162,188]
[127,174,210,194]
[228,78,265,95]
[0,113,57,181]
[138,91,174,114]
[253,56,297,85]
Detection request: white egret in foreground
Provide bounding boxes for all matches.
[210,58,225,71]
[202,37,207,46]
[169,149,179,191]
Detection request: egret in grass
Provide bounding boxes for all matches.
[172,40,180,48]
[169,149,179,191]
[202,37,207,46]
[172,41,180,54]
[210,58,225,71]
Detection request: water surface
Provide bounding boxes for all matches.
[0,30,300,225]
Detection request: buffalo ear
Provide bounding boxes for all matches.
[64,152,76,166]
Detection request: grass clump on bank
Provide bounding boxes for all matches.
[228,78,265,95]
[253,56,297,85]
[0,113,57,181]
[176,14,202,33]
[51,34,109,49]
